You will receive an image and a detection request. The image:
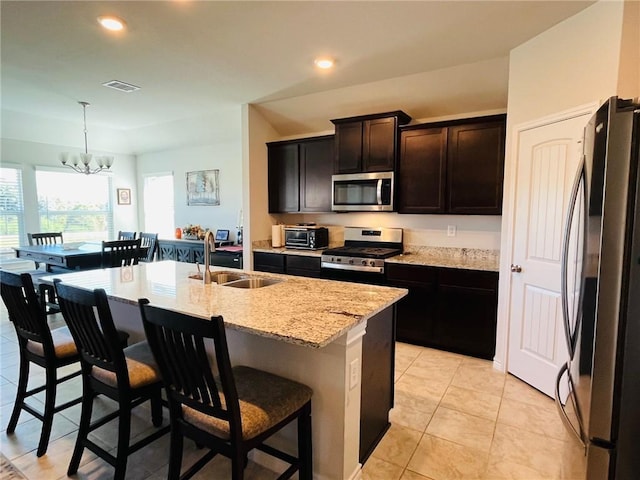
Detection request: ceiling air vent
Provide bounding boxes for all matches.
[102,80,140,93]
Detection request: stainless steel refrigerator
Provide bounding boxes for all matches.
[556,96,640,480]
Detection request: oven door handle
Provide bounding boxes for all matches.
[321,262,384,274]
[376,179,383,205]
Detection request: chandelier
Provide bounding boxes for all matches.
[60,101,114,175]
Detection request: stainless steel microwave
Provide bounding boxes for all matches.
[331,171,394,212]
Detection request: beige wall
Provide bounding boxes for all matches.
[244,104,280,269]
[617,0,640,99]
[496,0,628,371]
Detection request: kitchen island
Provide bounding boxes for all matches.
[44,260,407,479]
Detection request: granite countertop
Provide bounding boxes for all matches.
[253,244,500,272]
[387,246,499,272]
[43,261,407,349]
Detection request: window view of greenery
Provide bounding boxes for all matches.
[0,167,25,255]
[36,170,113,243]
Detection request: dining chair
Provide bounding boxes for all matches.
[138,232,158,262]
[101,239,141,268]
[54,280,169,480]
[0,271,82,457]
[117,231,137,240]
[27,232,64,270]
[138,299,313,480]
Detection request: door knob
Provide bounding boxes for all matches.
[511,264,522,273]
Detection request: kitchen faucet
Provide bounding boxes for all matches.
[203,230,216,284]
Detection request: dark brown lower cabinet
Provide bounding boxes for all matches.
[387,263,498,360]
[253,252,321,278]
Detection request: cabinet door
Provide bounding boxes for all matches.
[176,245,192,263]
[253,252,285,274]
[387,263,438,345]
[334,122,363,173]
[192,245,205,265]
[286,255,321,278]
[159,242,176,260]
[447,119,505,214]
[300,137,333,212]
[268,143,299,213]
[363,117,397,172]
[435,269,498,359]
[398,127,447,214]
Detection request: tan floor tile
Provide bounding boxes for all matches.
[394,388,439,415]
[504,374,555,408]
[497,396,570,441]
[440,385,501,421]
[407,433,489,480]
[396,342,425,359]
[401,470,436,480]
[0,413,78,460]
[426,407,496,453]
[370,424,422,468]
[487,422,568,479]
[390,403,434,432]
[450,362,506,396]
[395,372,449,404]
[362,456,404,480]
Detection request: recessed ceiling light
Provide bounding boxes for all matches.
[97,15,126,31]
[314,57,335,69]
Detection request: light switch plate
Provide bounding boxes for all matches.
[447,225,456,237]
[349,358,360,390]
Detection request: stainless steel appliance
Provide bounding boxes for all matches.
[556,97,640,480]
[321,227,402,283]
[331,171,394,212]
[283,225,328,250]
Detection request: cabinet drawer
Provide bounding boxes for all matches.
[438,268,498,291]
[386,263,436,289]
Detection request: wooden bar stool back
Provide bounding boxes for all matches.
[138,299,313,480]
[54,281,169,480]
[101,238,141,268]
[0,271,81,457]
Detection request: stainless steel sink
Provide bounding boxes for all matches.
[188,271,245,284]
[222,277,283,289]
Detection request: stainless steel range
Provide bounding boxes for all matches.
[321,227,403,276]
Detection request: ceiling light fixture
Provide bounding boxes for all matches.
[314,57,335,69]
[97,15,126,31]
[60,102,114,175]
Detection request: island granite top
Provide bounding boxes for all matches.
[43,261,407,349]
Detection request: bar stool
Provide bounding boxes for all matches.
[0,271,81,457]
[54,280,169,480]
[138,299,313,480]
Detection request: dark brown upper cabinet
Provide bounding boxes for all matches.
[398,114,506,215]
[331,111,411,174]
[267,135,334,213]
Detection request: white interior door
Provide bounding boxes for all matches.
[507,113,591,398]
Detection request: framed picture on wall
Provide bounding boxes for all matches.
[186,169,220,206]
[117,188,131,205]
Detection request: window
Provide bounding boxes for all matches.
[0,166,25,255]
[143,173,174,238]
[36,169,113,242]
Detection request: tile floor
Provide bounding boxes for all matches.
[0,310,587,479]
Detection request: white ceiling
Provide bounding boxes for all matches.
[1,1,593,153]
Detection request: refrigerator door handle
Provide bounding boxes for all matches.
[555,362,586,447]
[560,158,585,359]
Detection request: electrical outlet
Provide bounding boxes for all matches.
[447,225,456,237]
[349,358,360,390]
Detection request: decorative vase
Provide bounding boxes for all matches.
[175,228,182,239]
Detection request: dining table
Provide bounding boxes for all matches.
[14,242,104,271]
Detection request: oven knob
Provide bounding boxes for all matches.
[349,259,354,265]
[361,260,367,266]
[336,258,341,262]
[369,260,376,267]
